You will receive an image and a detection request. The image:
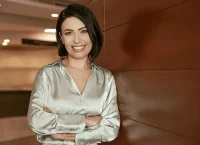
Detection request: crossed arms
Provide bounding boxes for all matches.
[42,106,102,141]
[27,68,120,145]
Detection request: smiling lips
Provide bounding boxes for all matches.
[72,45,85,51]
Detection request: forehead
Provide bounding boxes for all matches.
[61,17,86,30]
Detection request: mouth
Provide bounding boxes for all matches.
[72,45,85,51]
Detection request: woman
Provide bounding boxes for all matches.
[27,4,120,145]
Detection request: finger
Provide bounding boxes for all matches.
[43,108,49,112]
[43,107,51,113]
[43,106,49,110]
[43,107,48,111]
[43,106,48,109]
[46,109,51,112]
[42,106,45,109]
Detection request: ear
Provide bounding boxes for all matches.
[59,32,64,44]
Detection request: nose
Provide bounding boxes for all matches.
[73,33,81,44]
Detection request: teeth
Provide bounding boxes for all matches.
[73,46,84,50]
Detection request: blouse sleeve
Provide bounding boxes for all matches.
[75,74,120,145]
[27,68,86,135]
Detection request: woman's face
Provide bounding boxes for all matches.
[60,17,92,60]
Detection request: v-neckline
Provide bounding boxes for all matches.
[60,59,94,97]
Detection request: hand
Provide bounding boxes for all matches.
[43,107,76,141]
[43,106,51,113]
[51,133,76,141]
[85,116,102,127]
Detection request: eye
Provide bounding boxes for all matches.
[81,29,88,33]
[65,32,72,35]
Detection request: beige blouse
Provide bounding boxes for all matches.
[27,59,120,145]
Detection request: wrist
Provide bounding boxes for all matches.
[85,116,89,126]
[63,134,76,141]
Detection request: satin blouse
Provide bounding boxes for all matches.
[27,59,120,145]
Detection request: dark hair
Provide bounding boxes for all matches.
[56,4,103,59]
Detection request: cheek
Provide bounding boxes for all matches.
[84,34,92,43]
[86,37,92,47]
[63,38,71,44]
[63,39,72,48]
[87,41,93,51]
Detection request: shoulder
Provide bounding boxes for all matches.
[93,64,114,82]
[36,59,61,77]
[35,59,61,82]
[39,59,61,72]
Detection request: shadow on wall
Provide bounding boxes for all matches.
[121,10,164,70]
[104,10,164,144]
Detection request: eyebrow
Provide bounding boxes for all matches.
[64,27,86,32]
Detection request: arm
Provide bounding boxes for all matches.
[27,68,86,135]
[75,74,120,145]
[43,107,102,141]
[46,115,103,141]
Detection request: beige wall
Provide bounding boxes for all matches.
[0,46,59,90]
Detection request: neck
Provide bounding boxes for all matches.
[62,56,91,69]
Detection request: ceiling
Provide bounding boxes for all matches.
[0,0,85,48]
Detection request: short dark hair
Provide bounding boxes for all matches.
[56,4,103,59]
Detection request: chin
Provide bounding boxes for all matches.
[70,54,89,60]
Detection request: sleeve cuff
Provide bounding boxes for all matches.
[75,127,102,145]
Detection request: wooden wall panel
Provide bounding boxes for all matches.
[114,70,200,141]
[86,0,104,30]
[77,0,91,5]
[105,0,188,29]
[103,0,200,70]
[104,118,199,145]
